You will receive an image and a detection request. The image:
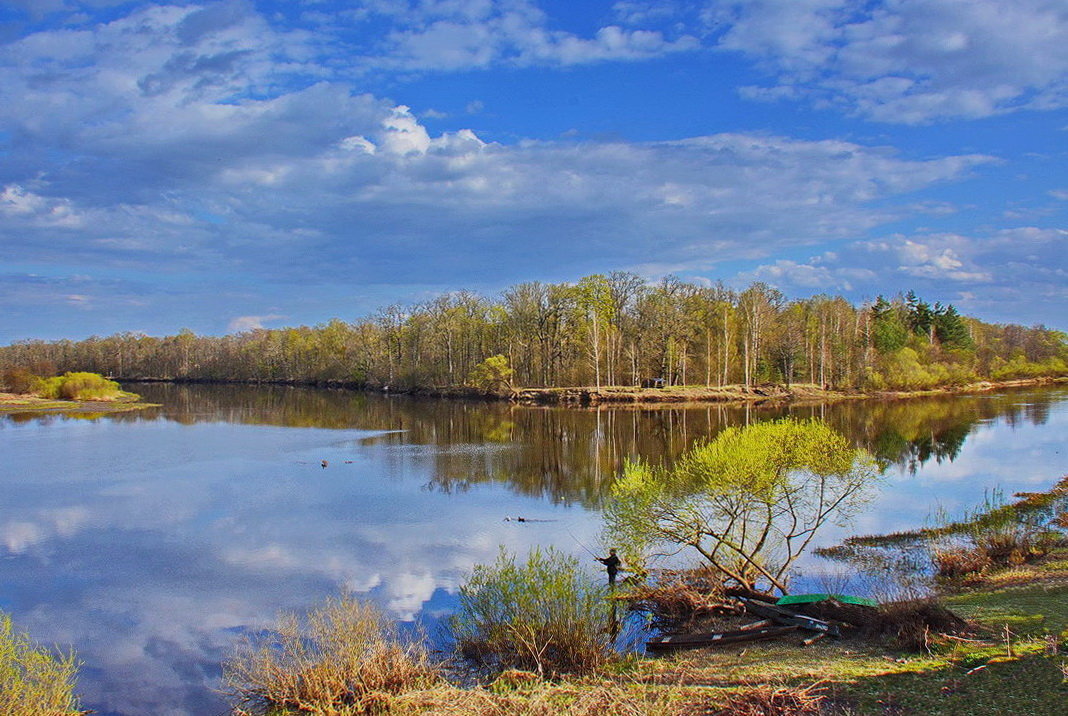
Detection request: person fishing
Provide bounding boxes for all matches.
[596,548,621,587]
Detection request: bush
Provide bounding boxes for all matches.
[224,594,439,715]
[452,547,617,679]
[932,546,990,582]
[0,612,82,716]
[31,372,124,401]
[990,356,1068,381]
[467,355,515,392]
[1,368,38,394]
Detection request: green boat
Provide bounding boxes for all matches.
[776,593,877,608]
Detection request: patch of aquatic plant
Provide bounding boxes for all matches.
[224,593,440,715]
[452,546,618,679]
[0,611,83,716]
[819,476,1068,590]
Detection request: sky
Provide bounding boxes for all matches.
[0,0,1065,343]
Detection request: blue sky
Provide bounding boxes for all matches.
[0,0,1065,342]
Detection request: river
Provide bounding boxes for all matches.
[1,383,1066,715]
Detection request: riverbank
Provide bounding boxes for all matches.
[621,547,1068,715]
[511,375,1068,406]
[0,392,157,414]
[118,374,1068,408]
[265,547,1067,715]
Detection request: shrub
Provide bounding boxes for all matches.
[224,594,439,715]
[0,612,83,716]
[56,372,122,400]
[467,355,515,392]
[30,372,124,401]
[452,547,617,678]
[1,368,38,394]
[931,546,990,582]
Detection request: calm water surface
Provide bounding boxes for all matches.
[2,384,1066,715]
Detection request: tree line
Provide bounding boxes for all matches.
[2,275,1066,391]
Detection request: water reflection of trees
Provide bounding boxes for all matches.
[74,383,1068,507]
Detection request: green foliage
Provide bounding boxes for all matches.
[467,355,515,392]
[452,547,617,678]
[605,418,879,593]
[871,296,909,353]
[866,348,979,390]
[0,612,82,716]
[933,303,972,349]
[990,355,1068,381]
[32,372,124,401]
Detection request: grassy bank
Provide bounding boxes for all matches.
[374,554,1068,715]
[0,391,156,415]
[217,544,1067,715]
[631,552,1068,715]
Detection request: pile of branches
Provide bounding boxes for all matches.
[629,570,974,653]
[621,567,741,632]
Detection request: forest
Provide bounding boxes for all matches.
[2,275,1066,392]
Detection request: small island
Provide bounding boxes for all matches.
[0,370,156,415]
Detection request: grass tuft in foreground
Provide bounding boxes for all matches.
[224,594,440,715]
[0,612,83,716]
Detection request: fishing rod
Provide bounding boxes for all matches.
[565,526,602,560]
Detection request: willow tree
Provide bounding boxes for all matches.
[604,418,878,594]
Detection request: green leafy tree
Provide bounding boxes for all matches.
[467,354,515,392]
[604,418,878,594]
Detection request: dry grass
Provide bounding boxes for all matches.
[224,594,440,715]
[388,678,693,716]
[932,547,991,583]
[0,613,83,716]
[700,680,827,716]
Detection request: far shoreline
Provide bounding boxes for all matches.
[113,374,1068,408]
